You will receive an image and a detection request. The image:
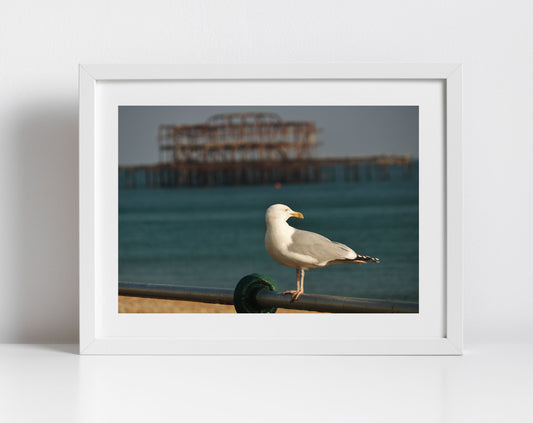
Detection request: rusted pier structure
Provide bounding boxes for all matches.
[158,112,319,163]
[119,156,414,189]
[120,112,416,189]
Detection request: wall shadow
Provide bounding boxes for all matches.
[10,101,79,342]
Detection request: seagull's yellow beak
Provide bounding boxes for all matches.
[290,211,304,219]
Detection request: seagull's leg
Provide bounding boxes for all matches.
[283,268,301,302]
[293,269,304,302]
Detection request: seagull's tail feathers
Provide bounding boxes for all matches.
[328,254,380,266]
[356,254,380,263]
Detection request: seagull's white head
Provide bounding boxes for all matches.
[265,204,304,224]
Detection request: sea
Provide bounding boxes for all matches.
[119,165,419,302]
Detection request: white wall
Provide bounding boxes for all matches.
[1,0,531,343]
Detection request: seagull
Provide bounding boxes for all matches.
[265,204,379,302]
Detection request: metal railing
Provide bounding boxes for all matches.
[119,275,418,314]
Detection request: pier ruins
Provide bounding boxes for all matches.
[119,112,415,189]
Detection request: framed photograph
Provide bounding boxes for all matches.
[79,64,462,355]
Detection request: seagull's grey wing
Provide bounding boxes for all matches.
[288,229,356,263]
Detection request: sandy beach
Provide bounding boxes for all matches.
[119,295,316,313]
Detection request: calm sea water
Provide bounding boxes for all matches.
[119,169,419,302]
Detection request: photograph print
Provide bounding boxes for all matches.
[118,106,419,314]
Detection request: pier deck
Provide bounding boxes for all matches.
[119,155,415,189]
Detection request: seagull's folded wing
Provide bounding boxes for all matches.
[287,229,357,264]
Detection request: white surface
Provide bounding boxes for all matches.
[1,342,532,422]
[81,67,457,354]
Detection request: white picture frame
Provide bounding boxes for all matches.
[79,64,462,355]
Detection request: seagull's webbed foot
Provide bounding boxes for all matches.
[282,290,303,303]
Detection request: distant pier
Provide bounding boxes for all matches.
[119,112,416,189]
[119,156,414,189]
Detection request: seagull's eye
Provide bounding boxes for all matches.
[285,209,288,211]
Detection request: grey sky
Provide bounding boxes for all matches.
[119,106,418,165]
